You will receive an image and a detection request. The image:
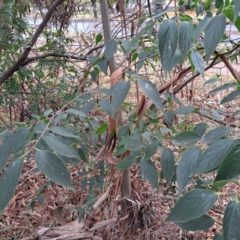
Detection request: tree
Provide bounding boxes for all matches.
[0,0,240,239]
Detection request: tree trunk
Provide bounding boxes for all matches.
[99,0,131,211]
[91,0,98,19]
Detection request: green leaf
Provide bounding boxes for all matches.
[117,126,128,139]
[214,144,240,189]
[177,147,201,194]
[204,78,220,85]
[175,106,197,115]
[140,159,159,190]
[145,139,159,160]
[14,127,29,154]
[125,139,142,150]
[193,123,207,136]
[166,189,218,223]
[66,108,86,117]
[202,126,230,144]
[175,215,214,231]
[161,148,175,184]
[44,135,79,159]
[209,83,237,95]
[193,16,210,41]
[204,14,226,62]
[0,134,14,172]
[137,79,163,111]
[126,21,154,56]
[98,58,108,74]
[191,50,205,78]
[220,90,240,104]
[96,33,103,44]
[234,0,240,23]
[224,6,240,31]
[81,99,96,115]
[95,123,108,135]
[223,201,240,240]
[111,81,131,116]
[193,138,234,175]
[179,21,193,57]
[116,155,136,169]
[171,131,201,146]
[35,151,74,190]
[99,99,112,116]
[213,234,223,240]
[215,0,223,8]
[105,39,117,60]
[0,158,23,215]
[169,50,183,70]
[51,127,78,138]
[137,50,148,70]
[158,19,178,73]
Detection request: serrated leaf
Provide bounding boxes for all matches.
[193,123,207,136]
[0,158,23,215]
[166,189,218,223]
[234,0,240,23]
[213,144,240,189]
[220,90,240,104]
[193,16,210,41]
[95,123,108,135]
[111,81,131,116]
[204,14,226,62]
[50,127,78,138]
[66,108,86,117]
[176,215,214,231]
[99,99,112,116]
[193,138,234,175]
[177,147,201,194]
[96,33,103,44]
[179,21,193,57]
[202,126,230,144]
[223,201,240,240]
[116,155,136,169]
[140,159,159,190]
[158,19,178,73]
[171,131,201,146]
[35,151,74,190]
[125,139,142,150]
[175,106,197,115]
[191,50,205,77]
[44,135,79,159]
[105,39,117,60]
[0,134,14,172]
[161,148,175,184]
[137,50,148,70]
[204,78,220,85]
[137,79,163,111]
[209,83,237,95]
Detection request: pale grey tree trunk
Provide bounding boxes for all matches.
[99,0,116,73]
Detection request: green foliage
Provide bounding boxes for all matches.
[1,0,240,238]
